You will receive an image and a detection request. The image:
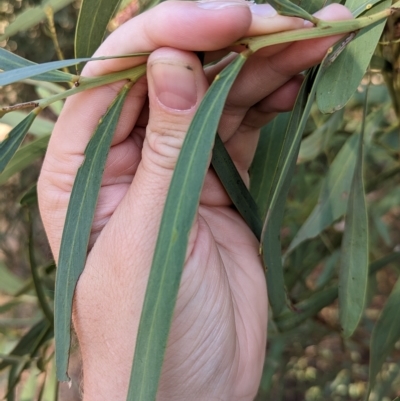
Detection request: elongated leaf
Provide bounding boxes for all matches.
[1,112,54,137]
[0,262,24,295]
[0,135,50,186]
[0,0,75,41]
[0,53,147,87]
[339,129,369,338]
[260,66,330,319]
[55,83,133,381]
[286,134,359,254]
[0,111,39,174]
[259,79,311,318]
[316,0,391,113]
[211,134,262,240]
[368,276,400,397]
[75,0,122,58]
[127,53,249,401]
[268,0,317,22]
[0,47,73,83]
[250,112,291,218]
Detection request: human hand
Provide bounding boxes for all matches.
[37,2,352,400]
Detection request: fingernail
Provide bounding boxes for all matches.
[250,3,277,17]
[151,62,197,111]
[197,0,249,10]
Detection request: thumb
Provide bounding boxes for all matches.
[140,47,209,183]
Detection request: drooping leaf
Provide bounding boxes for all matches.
[75,0,122,59]
[260,66,329,318]
[258,79,312,318]
[0,47,73,83]
[250,112,291,219]
[0,111,39,174]
[211,134,262,240]
[339,128,369,338]
[55,82,134,381]
[316,0,391,113]
[286,134,359,255]
[0,0,75,41]
[0,135,50,186]
[127,52,249,401]
[0,52,147,87]
[368,276,400,397]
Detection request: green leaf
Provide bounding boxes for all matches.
[0,53,147,87]
[368,276,400,397]
[1,112,54,137]
[54,83,132,381]
[286,134,359,254]
[0,111,38,174]
[267,0,318,23]
[127,53,248,401]
[260,67,328,318]
[0,0,75,42]
[211,134,262,240]
[75,0,122,58]
[0,48,73,83]
[338,129,369,338]
[0,135,50,186]
[316,0,391,113]
[250,112,291,219]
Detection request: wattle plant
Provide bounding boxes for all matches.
[1,0,400,400]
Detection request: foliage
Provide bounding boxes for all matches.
[1,0,400,400]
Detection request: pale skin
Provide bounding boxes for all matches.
[37,2,352,400]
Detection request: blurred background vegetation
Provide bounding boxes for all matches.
[1,0,400,400]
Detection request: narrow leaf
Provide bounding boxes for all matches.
[0,135,50,186]
[75,0,122,58]
[316,0,391,113]
[0,0,75,41]
[250,112,291,219]
[0,53,147,87]
[211,134,262,240]
[339,94,369,338]
[0,47,73,83]
[368,276,400,397]
[260,67,326,318]
[0,110,39,174]
[127,52,249,401]
[55,83,133,381]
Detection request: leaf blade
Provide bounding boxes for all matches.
[75,0,122,58]
[127,53,248,401]
[54,82,134,381]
